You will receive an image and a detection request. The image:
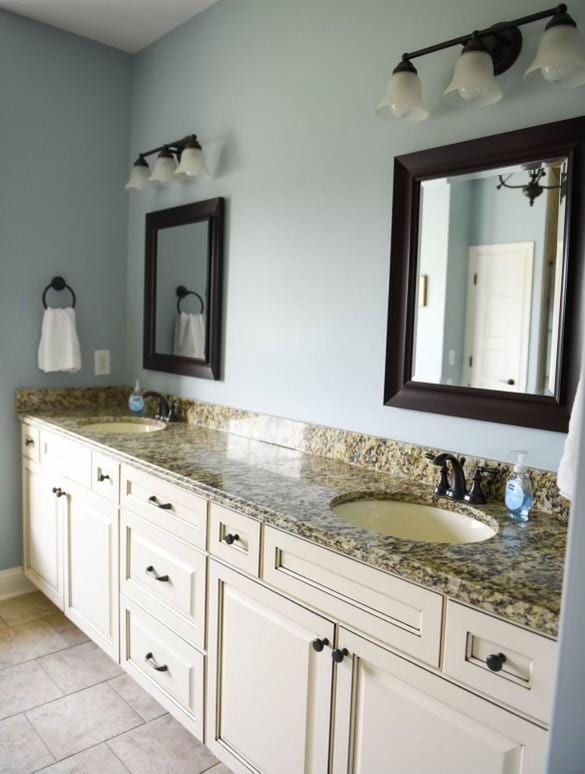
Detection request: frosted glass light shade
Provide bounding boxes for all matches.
[443,47,502,107]
[176,145,208,177]
[525,23,585,87]
[377,62,429,122]
[125,158,150,190]
[149,149,177,183]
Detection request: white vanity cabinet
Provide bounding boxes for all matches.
[206,560,335,774]
[331,628,548,774]
[64,480,119,659]
[19,419,556,774]
[22,458,65,609]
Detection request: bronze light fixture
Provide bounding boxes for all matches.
[496,164,567,206]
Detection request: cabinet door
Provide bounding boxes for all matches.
[64,483,119,660]
[331,628,548,774]
[22,459,64,609]
[207,561,335,774]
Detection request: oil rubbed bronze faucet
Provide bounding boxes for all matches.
[429,452,490,505]
[143,391,177,423]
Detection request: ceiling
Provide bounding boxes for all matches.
[0,0,221,52]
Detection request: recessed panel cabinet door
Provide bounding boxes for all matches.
[207,561,335,774]
[331,628,548,774]
[22,459,64,609]
[64,483,119,660]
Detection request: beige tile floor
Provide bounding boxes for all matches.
[0,592,231,774]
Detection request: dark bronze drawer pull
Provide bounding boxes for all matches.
[145,652,168,672]
[25,438,35,447]
[148,496,173,510]
[486,653,507,672]
[52,487,67,498]
[97,472,111,482]
[223,533,240,546]
[332,648,349,663]
[146,565,169,583]
[312,638,330,653]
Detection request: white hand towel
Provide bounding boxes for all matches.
[557,375,583,501]
[174,312,205,359]
[37,307,82,373]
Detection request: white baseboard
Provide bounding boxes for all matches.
[0,567,35,601]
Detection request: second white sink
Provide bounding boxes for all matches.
[331,498,496,544]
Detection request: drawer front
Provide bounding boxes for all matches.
[40,430,91,488]
[121,510,206,649]
[21,424,40,463]
[91,452,120,504]
[209,504,261,577]
[121,465,207,550]
[262,526,443,667]
[120,595,204,739]
[443,600,557,725]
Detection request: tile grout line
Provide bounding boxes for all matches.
[105,740,134,773]
[22,712,57,768]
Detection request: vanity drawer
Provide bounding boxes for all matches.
[443,600,557,725]
[21,424,40,463]
[40,430,91,487]
[262,526,443,667]
[91,452,120,504]
[121,510,206,649]
[121,465,207,550]
[209,504,261,577]
[120,595,204,738]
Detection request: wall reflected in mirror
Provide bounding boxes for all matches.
[412,157,567,396]
[155,221,209,359]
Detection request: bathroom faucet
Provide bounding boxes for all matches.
[431,453,468,501]
[143,391,176,423]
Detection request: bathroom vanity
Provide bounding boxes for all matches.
[19,407,562,774]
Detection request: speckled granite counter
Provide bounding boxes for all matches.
[19,408,567,639]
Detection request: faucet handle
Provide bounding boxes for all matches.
[463,466,488,505]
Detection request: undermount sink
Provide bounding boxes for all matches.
[331,498,496,544]
[81,418,167,435]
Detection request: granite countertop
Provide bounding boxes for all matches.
[20,409,566,639]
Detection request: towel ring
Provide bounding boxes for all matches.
[176,285,204,314]
[42,276,77,309]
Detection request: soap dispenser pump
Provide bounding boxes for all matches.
[505,451,533,522]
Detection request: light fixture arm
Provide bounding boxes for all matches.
[138,134,202,162]
[400,4,568,66]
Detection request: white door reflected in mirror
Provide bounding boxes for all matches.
[412,157,567,397]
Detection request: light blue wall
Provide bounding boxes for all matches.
[125,0,584,472]
[0,11,131,569]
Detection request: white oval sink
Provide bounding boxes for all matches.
[82,419,167,435]
[331,499,496,544]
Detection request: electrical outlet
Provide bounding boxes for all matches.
[94,350,111,376]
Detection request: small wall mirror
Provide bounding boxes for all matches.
[144,198,224,379]
[385,118,584,431]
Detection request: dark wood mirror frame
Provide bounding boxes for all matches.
[144,197,224,380]
[384,117,585,432]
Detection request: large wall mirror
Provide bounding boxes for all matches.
[385,118,585,431]
[144,198,224,379]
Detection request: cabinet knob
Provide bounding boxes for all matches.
[148,496,173,510]
[312,638,330,653]
[145,565,169,583]
[25,438,35,447]
[144,652,168,672]
[52,487,66,498]
[223,533,240,546]
[97,472,111,483]
[486,652,507,672]
[332,648,349,663]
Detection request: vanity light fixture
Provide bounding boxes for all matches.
[377,3,585,121]
[496,163,567,207]
[124,134,207,191]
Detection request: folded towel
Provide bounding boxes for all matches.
[557,375,583,501]
[37,307,82,373]
[174,312,205,359]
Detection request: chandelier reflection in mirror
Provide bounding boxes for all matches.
[497,160,568,207]
[125,134,208,191]
[378,4,585,122]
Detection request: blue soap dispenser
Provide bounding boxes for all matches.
[505,451,533,522]
[128,380,145,416]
